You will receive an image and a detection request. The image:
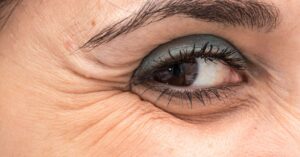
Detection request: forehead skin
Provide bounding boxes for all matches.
[0,0,300,157]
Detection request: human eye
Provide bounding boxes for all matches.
[131,34,250,121]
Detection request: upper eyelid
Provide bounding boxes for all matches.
[132,35,246,83]
[81,0,280,49]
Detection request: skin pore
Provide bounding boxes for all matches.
[0,0,300,156]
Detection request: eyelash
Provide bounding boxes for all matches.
[155,42,245,72]
[138,82,239,107]
[131,42,247,107]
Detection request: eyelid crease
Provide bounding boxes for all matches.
[81,0,280,49]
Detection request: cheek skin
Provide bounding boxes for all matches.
[44,87,298,156]
[54,92,298,157]
[54,92,236,157]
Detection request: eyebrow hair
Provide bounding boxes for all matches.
[0,0,20,30]
[82,0,280,49]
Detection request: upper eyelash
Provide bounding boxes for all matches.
[153,42,246,71]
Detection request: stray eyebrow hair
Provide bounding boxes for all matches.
[82,0,280,49]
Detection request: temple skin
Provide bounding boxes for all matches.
[0,0,300,157]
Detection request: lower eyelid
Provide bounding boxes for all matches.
[131,82,250,114]
[132,83,254,123]
[173,104,249,124]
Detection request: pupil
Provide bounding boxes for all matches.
[154,59,198,86]
[169,64,181,77]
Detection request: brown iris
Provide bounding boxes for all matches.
[153,59,198,86]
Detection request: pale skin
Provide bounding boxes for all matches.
[0,0,300,157]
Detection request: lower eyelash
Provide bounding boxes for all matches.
[133,81,240,107]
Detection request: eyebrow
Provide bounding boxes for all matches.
[82,0,280,49]
[0,0,20,30]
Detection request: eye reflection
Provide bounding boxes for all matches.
[153,58,198,86]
